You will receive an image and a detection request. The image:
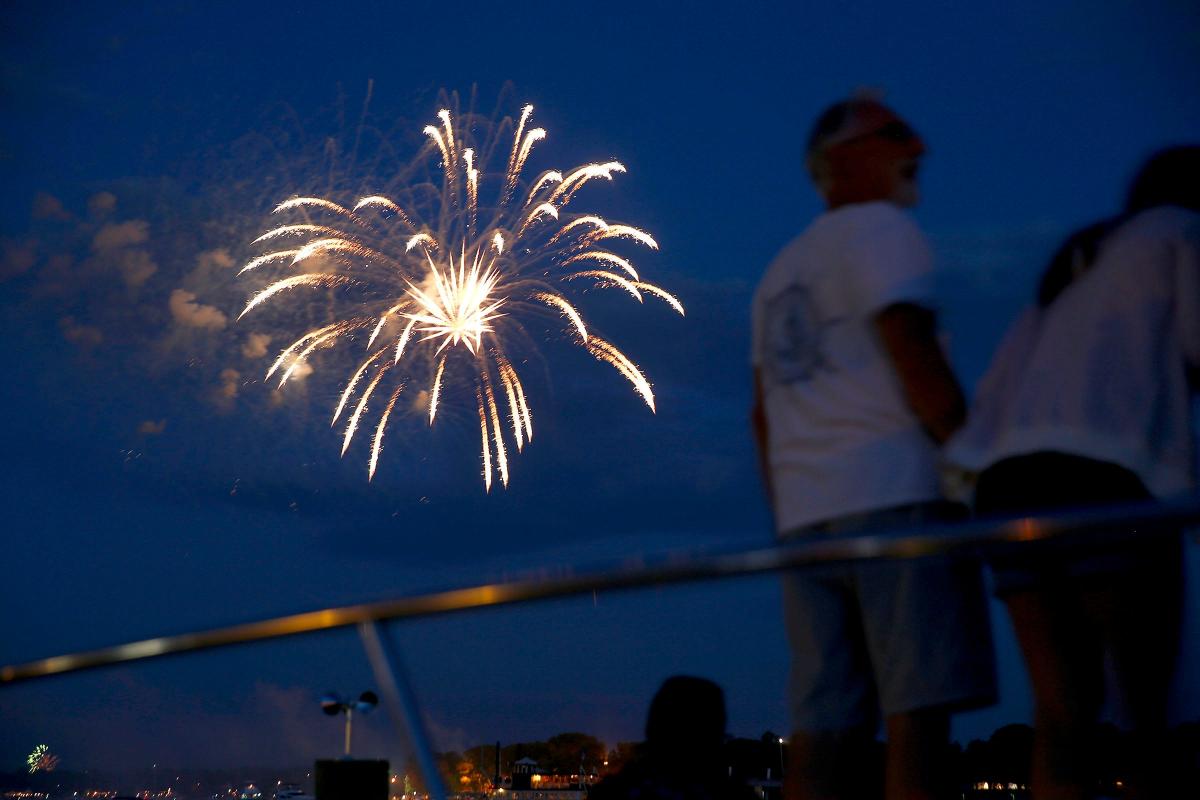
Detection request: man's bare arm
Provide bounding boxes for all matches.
[751,368,775,508]
[873,303,966,443]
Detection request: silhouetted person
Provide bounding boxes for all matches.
[590,676,757,800]
[948,145,1200,800]
[751,94,996,800]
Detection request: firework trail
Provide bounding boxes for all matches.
[238,100,683,488]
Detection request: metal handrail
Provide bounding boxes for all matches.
[5,497,1196,800]
[6,497,1196,685]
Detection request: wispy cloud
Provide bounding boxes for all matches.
[170,288,228,329]
[137,419,167,435]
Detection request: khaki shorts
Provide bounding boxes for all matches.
[781,501,997,731]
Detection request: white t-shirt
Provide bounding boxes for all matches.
[752,201,943,533]
[947,206,1200,498]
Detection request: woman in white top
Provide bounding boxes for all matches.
[948,146,1200,800]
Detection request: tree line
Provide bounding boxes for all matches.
[421,722,1200,796]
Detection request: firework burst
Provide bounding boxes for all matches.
[27,744,59,773]
[238,100,683,489]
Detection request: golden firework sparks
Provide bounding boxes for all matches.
[369,382,406,480]
[238,101,683,488]
[404,246,505,356]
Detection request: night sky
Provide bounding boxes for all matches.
[3,0,1200,775]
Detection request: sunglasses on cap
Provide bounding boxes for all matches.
[835,119,920,147]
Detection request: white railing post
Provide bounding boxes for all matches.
[359,620,448,800]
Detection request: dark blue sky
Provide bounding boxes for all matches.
[2,0,1199,774]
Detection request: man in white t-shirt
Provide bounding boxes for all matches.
[751,97,995,800]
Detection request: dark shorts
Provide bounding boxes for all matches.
[975,452,1183,595]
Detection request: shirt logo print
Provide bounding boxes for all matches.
[763,284,833,385]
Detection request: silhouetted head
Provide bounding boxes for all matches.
[1037,144,1200,307]
[806,95,925,210]
[644,675,727,768]
[1125,145,1200,214]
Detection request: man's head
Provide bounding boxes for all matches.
[806,96,925,209]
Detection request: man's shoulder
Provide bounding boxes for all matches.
[762,211,850,274]
[756,204,928,293]
[757,228,817,291]
[832,200,924,238]
[768,228,816,266]
[793,203,928,264]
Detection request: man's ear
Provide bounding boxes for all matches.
[806,155,830,200]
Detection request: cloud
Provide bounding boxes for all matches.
[241,332,272,359]
[32,192,71,221]
[184,248,236,293]
[289,358,313,381]
[195,248,234,272]
[2,673,387,770]
[116,248,158,288]
[169,288,228,329]
[86,218,159,288]
[91,219,149,252]
[137,419,166,435]
[59,316,103,349]
[1,238,37,281]
[33,253,75,297]
[211,368,243,413]
[218,368,241,399]
[88,191,117,217]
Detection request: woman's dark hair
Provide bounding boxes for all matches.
[1125,146,1200,214]
[1036,218,1121,307]
[1037,145,1200,307]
